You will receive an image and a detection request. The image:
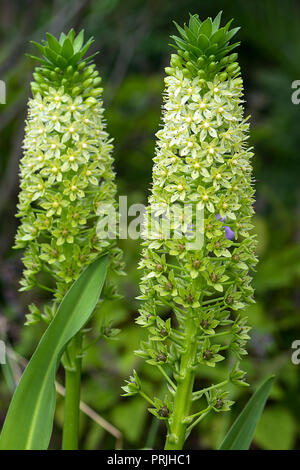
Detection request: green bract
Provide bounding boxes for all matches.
[126,13,257,449]
[15,30,123,324]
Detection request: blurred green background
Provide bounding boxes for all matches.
[0,0,300,450]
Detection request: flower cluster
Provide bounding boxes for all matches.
[15,30,123,324]
[124,13,257,449]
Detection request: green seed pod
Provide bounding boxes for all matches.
[197,56,206,67]
[226,62,239,74]
[186,61,197,73]
[219,71,228,81]
[82,78,93,88]
[66,65,73,75]
[170,54,182,68]
[165,67,174,75]
[16,29,123,325]
[228,53,238,63]
[197,69,206,78]
[93,77,102,87]
[220,56,229,66]
[131,12,257,450]
[208,61,217,71]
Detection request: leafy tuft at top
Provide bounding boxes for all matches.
[29,29,96,69]
[171,11,240,61]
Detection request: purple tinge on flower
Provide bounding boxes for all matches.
[224,226,235,240]
[216,214,226,223]
[216,214,235,240]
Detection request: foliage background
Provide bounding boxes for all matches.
[0,0,299,450]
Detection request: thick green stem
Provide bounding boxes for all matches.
[62,334,82,450]
[164,313,198,450]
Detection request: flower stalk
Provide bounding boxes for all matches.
[164,314,198,449]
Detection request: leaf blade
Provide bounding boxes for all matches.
[218,376,275,450]
[0,255,108,450]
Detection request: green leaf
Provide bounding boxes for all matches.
[59,32,67,44]
[111,397,147,444]
[225,27,240,43]
[173,22,189,42]
[30,41,46,57]
[210,28,227,46]
[212,11,223,33]
[56,54,68,68]
[45,33,62,54]
[197,34,210,50]
[61,38,74,59]
[254,406,297,450]
[223,18,234,34]
[79,38,94,58]
[199,18,212,37]
[171,35,188,51]
[0,255,108,450]
[219,376,275,450]
[26,54,50,66]
[73,29,84,52]
[67,28,75,43]
[184,24,197,43]
[43,46,59,64]
[188,15,201,36]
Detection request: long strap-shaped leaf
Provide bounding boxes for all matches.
[219,375,275,450]
[0,255,108,450]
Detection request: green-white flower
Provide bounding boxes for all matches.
[124,13,257,449]
[15,30,123,324]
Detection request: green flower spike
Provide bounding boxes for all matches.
[126,13,257,450]
[15,29,123,325]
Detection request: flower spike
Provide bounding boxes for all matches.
[125,13,257,450]
[16,30,123,325]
